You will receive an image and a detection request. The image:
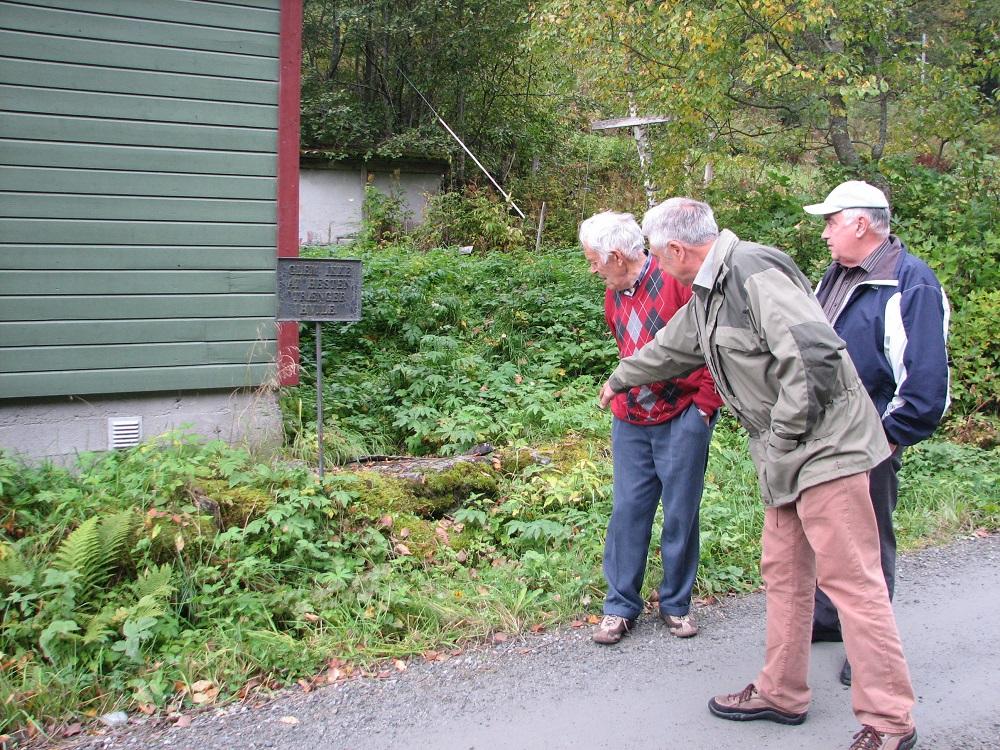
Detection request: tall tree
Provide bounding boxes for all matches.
[300,0,565,183]
[537,0,996,180]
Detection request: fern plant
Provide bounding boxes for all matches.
[50,510,137,609]
[0,542,28,592]
[81,564,177,656]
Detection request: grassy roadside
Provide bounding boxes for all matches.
[2,423,996,743]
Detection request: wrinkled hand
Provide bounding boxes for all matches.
[598,381,616,410]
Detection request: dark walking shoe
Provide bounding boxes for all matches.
[840,658,852,686]
[591,614,635,645]
[661,612,698,638]
[708,683,807,725]
[848,725,917,750]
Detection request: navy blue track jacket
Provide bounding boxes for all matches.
[815,237,950,447]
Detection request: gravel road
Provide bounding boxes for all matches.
[61,534,1000,750]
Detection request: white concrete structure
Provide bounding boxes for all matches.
[298,158,447,246]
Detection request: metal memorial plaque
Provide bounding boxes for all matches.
[276,258,362,322]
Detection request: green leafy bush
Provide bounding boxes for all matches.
[414,188,527,253]
[706,166,831,278]
[288,243,617,458]
[299,87,380,156]
[948,289,1000,412]
[357,184,411,250]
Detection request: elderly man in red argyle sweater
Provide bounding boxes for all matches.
[580,211,722,645]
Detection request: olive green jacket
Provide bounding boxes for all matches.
[607,230,890,506]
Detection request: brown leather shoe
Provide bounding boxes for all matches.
[848,725,917,750]
[661,612,698,638]
[708,683,807,725]
[591,614,635,645]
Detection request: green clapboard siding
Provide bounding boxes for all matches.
[0,30,279,81]
[0,220,276,246]
[2,194,276,223]
[0,0,284,399]
[0,318,277,347]
[3,140,277,176]
[0,58,279,104]
[12,0,280,33]
[0,247,277,270]
[1,295,276,321]
[0,364,275,399]
[0,271,276,295]
[0,167,276,200]
[0,113,277,151]
[2,340,276,372]
[2,4,279,57]
[2,85,278,128]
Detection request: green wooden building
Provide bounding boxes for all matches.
[0,0,303,461]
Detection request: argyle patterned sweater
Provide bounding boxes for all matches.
[605,256,722,425]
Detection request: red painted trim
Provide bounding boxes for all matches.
[276,0,303,385]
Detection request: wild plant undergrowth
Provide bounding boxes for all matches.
[3,429,996,740]
[2,243,998,741]
[282,243,619,460]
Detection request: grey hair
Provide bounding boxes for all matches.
[641,197,719,249]
[840,207,891,236]
[578,211,645,262]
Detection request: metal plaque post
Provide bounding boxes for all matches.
[276,258,363,478]
[315,321,324,477]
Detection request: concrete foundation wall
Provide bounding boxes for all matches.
[0,389,283,466]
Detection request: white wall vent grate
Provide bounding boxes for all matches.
[108,417,143,450]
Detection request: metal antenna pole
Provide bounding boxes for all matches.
[396,66,526,219]
[315,322,324,478]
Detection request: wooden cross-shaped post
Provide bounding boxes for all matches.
[591,112,672,208]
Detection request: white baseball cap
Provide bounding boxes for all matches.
[803,180,889,215]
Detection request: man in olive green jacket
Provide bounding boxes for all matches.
[599,198,918,750]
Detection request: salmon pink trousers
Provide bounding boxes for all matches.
[755,471,916,734]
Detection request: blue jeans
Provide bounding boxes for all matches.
[603,404,715,619]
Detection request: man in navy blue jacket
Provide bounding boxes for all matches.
[804,181,950,687]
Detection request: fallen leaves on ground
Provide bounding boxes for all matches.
[325,662,354,683]
[422,650,452,662]
[190,680,218,705]
[236,676,264,701]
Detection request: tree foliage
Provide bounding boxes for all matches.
[300,0,571,181]
[537,0,998,180]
